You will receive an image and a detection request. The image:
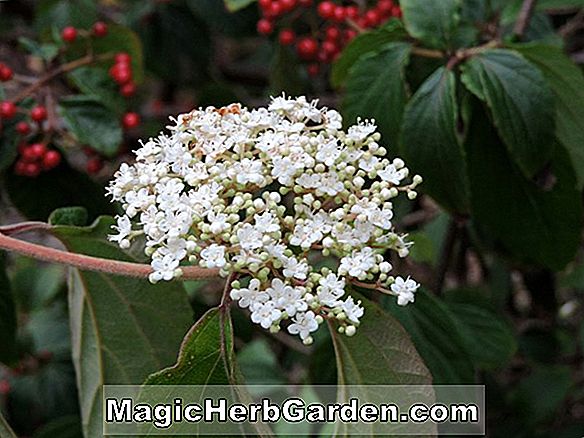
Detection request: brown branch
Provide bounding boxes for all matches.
[411,47,445,59]
[0,232,219,280]
[12,53,113,103]
[513,0,538,39]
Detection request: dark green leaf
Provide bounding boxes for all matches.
[401,67,470,213]
[515,44,584,189]
[343,42,411,147]
[225,0,256,12]
[5,161,115,221]
[51,217,194,437]
[67,67,126,114]
[0,411,17,438]
[331,20,406,88]
[0,253,17,365]
[465,109,582,270]
[238,339,286,385]
[32,416,82,438]
[144,307,234,385]
[270,45,306,96]
[49,207,89,227]
[444,289,517,369]
[0,121,21,172]
[18,37,59,62]
[187,0,258,37]
[58,96,122,157]
[385,289,475,384]
[331,292,432,385]
[460,49,555,177]
[35,0,97,30]
[401,0,462,49]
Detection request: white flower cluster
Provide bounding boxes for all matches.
[107,96,422,344]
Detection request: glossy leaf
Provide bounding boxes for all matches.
[0,253,17,365]
[224,0,256,12]
[51,217,194,437]
[465,110,582,270]
[35,0,97,30]
[67,67,126,114]
[460,49,555,177]
[401,67,470,213]
[331,20,406,88]
[401,0,461,49]
[49,207,89,227]
[343,43,411,147]
[515,44,584,189]
[58,96,122,158]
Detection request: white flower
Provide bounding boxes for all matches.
[339,247,377,278]
[287,311,319,341]
[391,276,419,306]
[342,297,364,324]
[231,279,268,309]
[200,244,227,268]
[251,301,282,329]
[109,215,133,248]
[149,254,180,283]
[379,163,408,185]
[317,273,345,307]
[283,257,309,280]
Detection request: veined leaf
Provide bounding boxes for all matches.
[332,20,406,87]
[515,44,584,189]
[51,217,194,437]
[460,49,555,177]
[401,67,470,214]
[401,0,462,49]
[343,42,411,147]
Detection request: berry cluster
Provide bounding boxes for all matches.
[0,21,142,178]
[256,0,402,75]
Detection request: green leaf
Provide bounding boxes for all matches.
[49,207,89,227]
[460,49,555,177]
[51,217,194,437]
[224,0,256,12]
[67,67,126,114]
[238,339,286,385]
[58,96,122,158]
[343,42,411,147]
[0,412,17,438]
[18,37,59,62]
[385,290,476,384]
[466,108,582,270]
[35,0,97,30]
[330,292,434,436]
[401,67,470,214]
[0,253,17,365]
[401,0,462,49]
[331,20,406,88]
[514,44,584,189]
[187,0,258,37]
[11,262,65,312]
[32,416,82,438]
[144,307,234,385]
[444,289,517,369]
[330,292,432,385]
[5,160,115,221]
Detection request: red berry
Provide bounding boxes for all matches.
[258,0,271,9]
[14,160,27,176]
[61,26,77,42]
[280,0,296,11]
[16,121,30,135]
[92,21,108,37]
[0,64,13,82]
[23,162,41,177]
[0,380,9,396]
[42,150,61,170]
[377,0,394,14]
[0,101,16,119]
[278,28,296,45]
[114,52,132,64]
[325,26,341,41]
[296,37,318,60]
[86,157,104,174]
[364,9,381,27]
[322,40,338,56]
[346,5,359,19]
[267,1,283,17]
[120,81,137,97]
[317,1,335,19]
[30,105,48,122]
[333,6,346,22]
[257,18,274,35]
[391,5,402,17]
[298,0,312,6]
[122,112,140,129]
[344,28,358,42]
[22,143,46,162]
[307,63,320,77]
[109,64,132,85]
